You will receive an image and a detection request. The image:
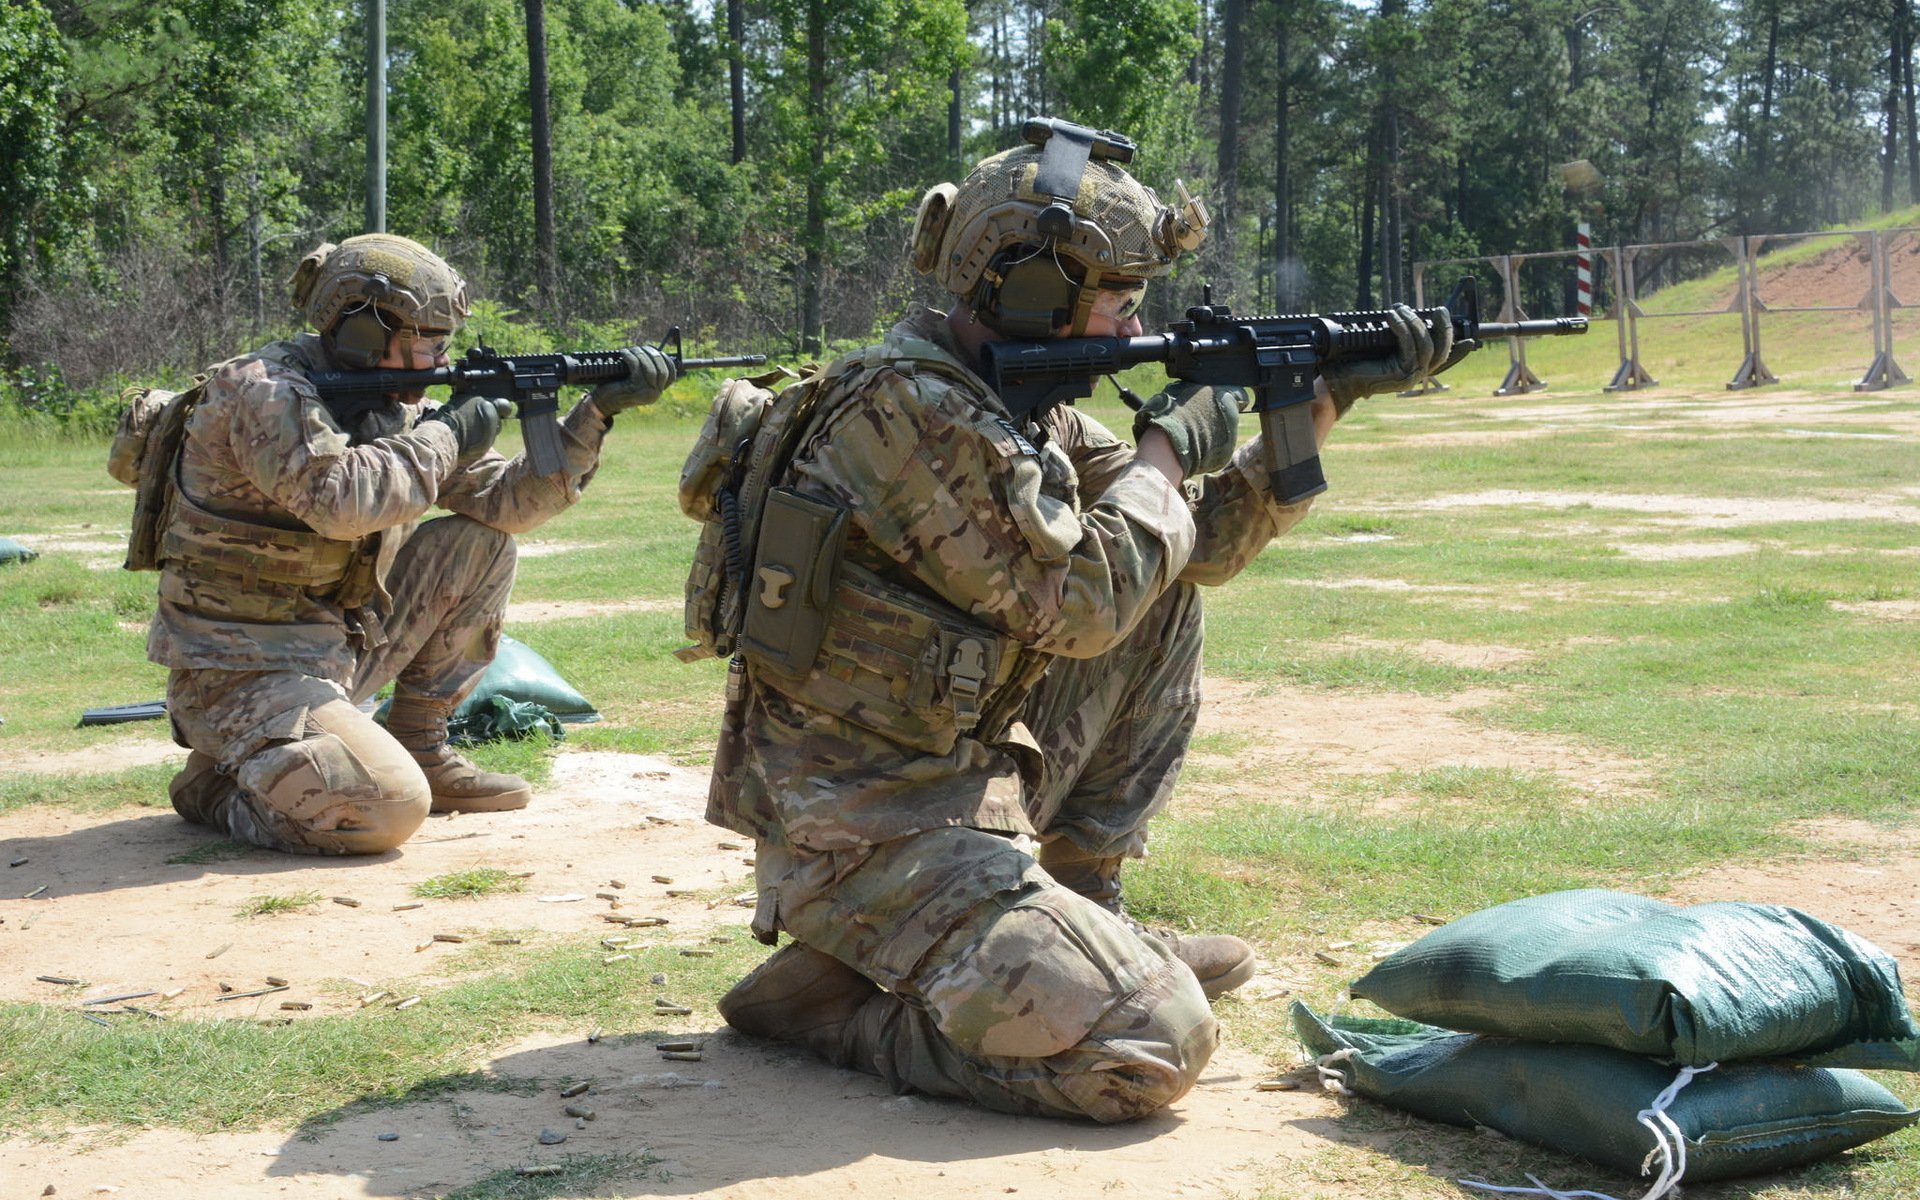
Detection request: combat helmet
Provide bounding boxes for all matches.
[288,234,470,369]
[909,117,1209,337]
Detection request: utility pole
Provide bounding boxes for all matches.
[365,0,385,232]
[526,0,558,312]
[729,0,746,163]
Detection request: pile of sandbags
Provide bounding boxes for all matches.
[1297,890,1920,1197]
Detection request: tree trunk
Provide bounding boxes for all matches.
[949,63,963,172]
[991,10,1003,139]
[248,161,263,337]
[209,124,229,296]
[1194,0,1209,95]
[524,0,558,313]
[1383,108,1402,305]
[1376,0,1405,306]
[1754,0,1778,228]
[1565,13,1585,91]
[1273,7,1292,311]
[1896,0,1912,198]
[728,0,746,164]
[1357,124,1378,309]
[1887,14,1901,212]
[1216,0,1245,223]
[801,0,827,353]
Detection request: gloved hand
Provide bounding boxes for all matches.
[588,345,676,415]
[1321,303,1453,416]
[425,392,506,466]
[1131,381,1244,478]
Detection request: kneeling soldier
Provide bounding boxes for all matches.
[693,121,1448,1120]
[127,235,669,853]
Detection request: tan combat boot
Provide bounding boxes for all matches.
[169,750,231,827]
[384,695,534,813]
[1039,840,1257,1001]
[718,942,884,1063]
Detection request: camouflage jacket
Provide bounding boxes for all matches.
[714,306,1313,851]
[148,333,610,680]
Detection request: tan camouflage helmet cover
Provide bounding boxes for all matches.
[910,140,1209,332]
[288,233,471,335]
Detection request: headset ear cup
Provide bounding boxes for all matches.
[991,254,1076,339]
[331,309,390,370]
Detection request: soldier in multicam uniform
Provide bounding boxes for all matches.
[141,234,671,854]
[694,120,1450,1121]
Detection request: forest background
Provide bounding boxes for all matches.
[5,0,1920,423]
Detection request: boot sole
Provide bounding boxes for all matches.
[430,788,533,814]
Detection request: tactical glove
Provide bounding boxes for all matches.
[588,345,676,415]
[1131,381,1243,478]
[1320,303,1453,416]
[426,392,506,466]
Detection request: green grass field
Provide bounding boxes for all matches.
[1,305,1917,1197]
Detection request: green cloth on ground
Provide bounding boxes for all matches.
[376,633,600,742]
[447,695,565,745]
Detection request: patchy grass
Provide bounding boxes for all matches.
[164,840,250,866]
[233,891,323,918]
[0,765,177,816]
[414,868,528,901]
[0,934,761,1132]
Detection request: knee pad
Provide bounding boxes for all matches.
[235,727,429,853]
[1056,954,1219,1121]
[917,884,1168,1060]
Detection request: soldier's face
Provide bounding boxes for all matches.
[375,327,452,371]
[1071,277,1147,337]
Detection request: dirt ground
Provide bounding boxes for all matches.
[3,383,1915,1197]
[4,683,1916,1199]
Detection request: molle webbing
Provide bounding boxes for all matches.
[161,488,366,596]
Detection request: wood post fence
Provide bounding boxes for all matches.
[1411,229,1920,395]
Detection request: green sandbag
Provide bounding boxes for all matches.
[0,537,39,565]
[462,634,599,723]
[376,634,600,736]
[1294,1002,1920,1185]
[1350,889,1920,1067]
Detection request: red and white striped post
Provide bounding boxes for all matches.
[1575,222,1593,317]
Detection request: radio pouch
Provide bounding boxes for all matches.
[739,487,848,676]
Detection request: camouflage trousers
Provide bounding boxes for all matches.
[166,515,517,854]
[741,581,1213,1121]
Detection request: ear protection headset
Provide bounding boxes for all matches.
[329,299,392,369]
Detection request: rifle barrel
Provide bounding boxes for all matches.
[682,354,769,370]
[1477,317,1588,339]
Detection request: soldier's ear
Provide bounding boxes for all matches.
[909,184,958,275]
